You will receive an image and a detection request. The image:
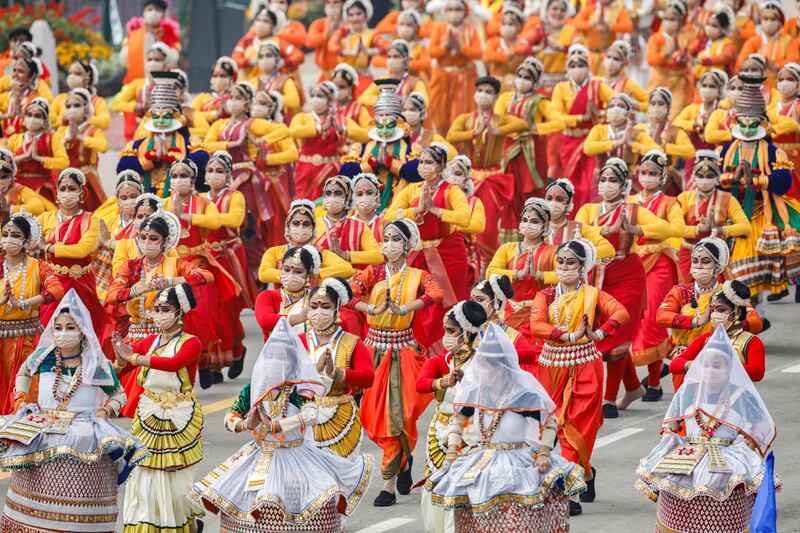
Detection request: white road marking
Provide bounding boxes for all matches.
[780,362,800,374]
[353,518,416,533]
[594,427,645,449]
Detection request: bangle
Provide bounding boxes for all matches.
[131,353,139,366]
[367,304,376,315]
[568,332,576,343]
[433,378,441,392]
[399,304,409,315]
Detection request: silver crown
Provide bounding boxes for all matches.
[373,79,402,118]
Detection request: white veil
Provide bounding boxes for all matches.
[663,327,776,456]
[454,323,556,414]
[249,318,327,410]
[25,289,115,387]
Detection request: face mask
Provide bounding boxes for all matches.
[210,77,229,93]
[58,191,81,208]
[445,11,464,25]
[397,24,415,40]
[474,92,494,108]
[288,226,313,244]
[67,74,84,90]
[606,106,628,123]
[603,56,622,74]
[382,241,405,261]
[761,19,780,34]
[323,196,347,214]
[258,57,277,73]
[23,116,44,131]
[694,177,716,194]
[690,265,716,284]
[568,65,588,83]
[118,197,137,212]
[144,9,164,25]
[514,75,533,93]
[251,103,269,118]
[418,163,438,181]
[139,241,162,257]
[1,237,24,254]
[206,172,228,190]
[53,330,83,350]
[519,222,542,237]
[310,96,328,114]
[639,173,661,190]
[402,109,421,125]
[308,307,336,329]
[387,57,405,73]
[354,195,376,211]
[65,107,85,122]
[499,24,517,40]
[254,21,271,36]
[547,200,566,218]
[171,179,193,196]
[442,333,463,353]
[153,310,179,330]
[146,60,165,73]
[710,311,733,329]
[699,86,718,102]
[704,23,720,38]
[324,4,341,17]
[556,268,581,285]
[778,80,797,98]
[597,181,621,200]
[280,273,306,292]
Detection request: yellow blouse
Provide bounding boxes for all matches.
[7,185,49,216]
[213,190,246,229]
[49,93,111,130]
[4,133,70,171]
[462,196,486,235]
[546,221,616,260]
[289,111,370,147]
[258,244,355,284]
[53,126,109,164]
[38,211,99,259]
[0,258,51,320]
[383,182,471,233]
[634,123,695,160]
[314,214,384,266]
[163,197,221,230]
[675,190,751,239]
[626,194,686,241]
[111,238,179,277]
[110,78,146,114]
[493,92,565,135]
[575,202,672,245]
[190,92,221,125]
[594,76,649,111]
[486,242,558,285]
[204,118,298,166]
[583,124,662,159]
[247,75,301,114]
[551,80,616,127]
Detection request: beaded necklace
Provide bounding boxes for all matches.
[693,388,731,437]
[2,257,27,315]
[384,263,409,306]
[694,188,715,224]
[692,281,718,319]
[52,347,83,406]
[157,328,184,349]
[138,256,164,321]
[553,282,581,331]
[477,408,504,446]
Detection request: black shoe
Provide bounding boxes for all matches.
[761,318,771,333]
[795,286,800,303]
[212,371,224,384]
[641,387,663,402]
[579,467,596,503]
[397,455,413,495]
[198,367,213,390]
[767,290,788,302]
[602,402,618,419]
[373,490,396,507]
[196,519,204,533]
[569,500,583,516]
[660,364,670,378]
[228,348,246,379]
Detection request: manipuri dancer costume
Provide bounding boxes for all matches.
[0,290,146,532]
[635,327,780,533]
[429,324,586,533]
[189,318,372,533]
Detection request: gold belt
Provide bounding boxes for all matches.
[177,242,209,257]
[686,436,734,446]
[316,394,352,408]
[636,241,672,256]
[483,442,526,450]
[142,389,196,409]
[232,161,255,171]
[209,238,241,252]
[508,299,534,312]
[421,238,443,249]
[50,263,92,279]
[564,128,589,137]
[299,153,339,165]
[256,437,303,449]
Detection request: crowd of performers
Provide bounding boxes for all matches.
[0,0,793,530]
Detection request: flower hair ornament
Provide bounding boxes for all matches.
[448,301,482,334]
[319,277,350,308]
[559,238,597,278]
[0,148,17,174]
[387,217,421,250]
[136,192,165,211]
[718,281,748,308]
[148,209,182,251]
[159,285,191,313]
[694,237,730,271]
[352,172,380,193]
[301,244,322,275]
[546,178,575,213]
[522,197,551,222]
[58,167,86,188]
[478,274,507,310]
[115,170,144,193]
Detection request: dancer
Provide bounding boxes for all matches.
[348,218,442,507]
[305,0,344,80]
[189,318,372,532]
[635,327,778,533]
[443,156,484,286]
[530,239,629,514]
[482,5,530,94]
[598,40,649,111]
[572,0,633,75]
[770,62,800,201]
[403,92,454,159]
[0,290,146,532]
[0,148,50,217]
[0,212,63,414]
[690,4,737,78]
[416,300,488,533]
[115,284,205,533]
[50,60,111,130]
[350,171,384,242]
[359,39,428,107]
[575,158,671,418]
[544,178,615,257]
[190,56,237,125]
[646,0,694,120]
[329,0,382,97]
[249,42,300,120]
[736,0,797,89]
[255,246,319,337]
[0,56,46,138]
[430,324,587,528]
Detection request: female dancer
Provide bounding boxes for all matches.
[599,40,649,111]
[646,0,694,119]
[249,42,300,119]
[50,60,111,130]
[189,318,372,532]
[486,198,556,343]
[675,151,750,283]
[385,144,471,307]
[328,0,382,97]
[571,0,633,75]
[575,159,671,418]
[428,0,482,134]
[530,239,629,513]
[348,218,443,506]
[303,277,374,459]
[0,57,45,138]
[231,5,302,82]
[403,92,453,158]
[359,39,428,107]
[0,290,146,531]
[37,168,110,344]
[530,0,576,98]
[255,246,319,338]
[636,88,695,193]
[190,56,237,126]
[106,211,213,416]
[430,324,587,528]
[5,98,69,203]
[305,0,343,80]
[657,237,762,388]
[0,212,63,414]
[330,63,371,143]
[351,172,384,242]
[552,45,615,207]
[627,151,684,403]
[670,280,765,387]
[204,80,297,261]
[482,5,529,94]
[443,156,484,286]
[544,178,615,258]
[691,4,737,78]
[770,62,800,200]
[258,199,355,284]
[416,300,487,532]
[204,151,256,379]
[115,284,205,533]
[110,194,166,278]
[92,170,143,305]
[0,148,51,216]
[636,328,777,533]
[736,0,797,89]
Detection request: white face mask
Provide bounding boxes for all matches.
[568,65,588,84]
[139,241,163,258]
[210,76,230,93]
[514,75,533,94]
[118,197,137,213]
[54,330,83,350]
[474,92,494,108]
[254,21,272,36]
[519,221,542,238]
[606,106,628,124]
[445,10,464,25]
[324,4,341,17]
[23,116,44,131]
[597,181,621,200]
[1,236,25,255]
[402,109,421,125]
[146,60,165,73]
[556,267,581,285]
[382,240,405,262]
[323,196,347,214]
[442,333,463,353]
[698,86,718,102]
[547,200,566,219]
[58,190,81,209]
[206,172,228,190]
[287,226,314,244]
[354,194,376,211]
[153,310,179,330]
[310,95,328,114]
[387,57,405,73]
[777,80,797,98]
[710,310,734,329]
[638,172,661,191]
[418,162,438,181]
[690,263,717,285]
[603,56,623,75]
[65,106,85,122]
[226,98,245,116]
[67,73,84,90]
[280,272,306,292]
[144,9,164,26]
[499,24,517,40]
[308,307,336,330]
[251,103,269,118]
[258,56,278,73]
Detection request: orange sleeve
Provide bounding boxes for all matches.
[646,34,666,67]
[305,19,327,49]
[38,261,64,302]
[375,11,399,35]
[349,265,375,301]
[610,10,633,34]
[570,6,592,31]
[530,292,558,340]
[419,270,443,305]
[460,26,483,60]
[280,22,307,49]
[482,37,510,63]
[231,34,250,69]
[655,286,693,330]
[429,24,448,59]
[409,48,431,74]
[735,36,759,72]
[595,289,629,333]
[177,258,214,285]
[782,37,800,67]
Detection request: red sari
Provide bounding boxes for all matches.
[560,80,602,207]
[63,125,108,212]
[677,190,733,282]
[39,212,112,350]
[773,99,800,200]
[13,133,58,202]
[293,120,341,200]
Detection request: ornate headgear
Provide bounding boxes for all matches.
[517,57,544,81]
[600,157,629,182]
[0,148,16,174]
[693,237,730,270]
[567,44,589,65]
[759,0,784,23]
[58,167,86,188]
[319,277,350,307]
[149,71,182,111]
[399,8,422,26]
[641,149,669,173]
[147,210,181,251]
[232,80,255,101]
[351,172,380,192]
[449,154,472,174]
[343,0,373,19]
[693,150,722,176]
[447,301,483,334]
[6,209,42,251]
[650,86,673,108]
[385,217,420,249]
[608,40,634,61]
[259,41,281,59]
[717,280,749,308]
[136,193,165,212]
[480,274,509,309]
[324,175,353,206]
[316,81,338,101]
[169,158,198,179]
[215,56,238,79]
[610,92,635,110]
[546,178,575,205]
[286,199,316,229]
[173,284,192,313]
[780,62,800,82]
[666,0,688,17]
[406,91,427,113]
[301,244,322,275]
[559,238,597,277]
[502,5,525,24]
[475,76,501,94]
[333,63,359,87]
[115,170,143,193]
[700,68,729,89]
[389,39,411,59]
[425,142,449,166]
[148,41,171,60]
[522,197,551,222]
[25,97,49,121]
[712,3,734,29]
[373,79,403,118]
[208,150,233,173]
